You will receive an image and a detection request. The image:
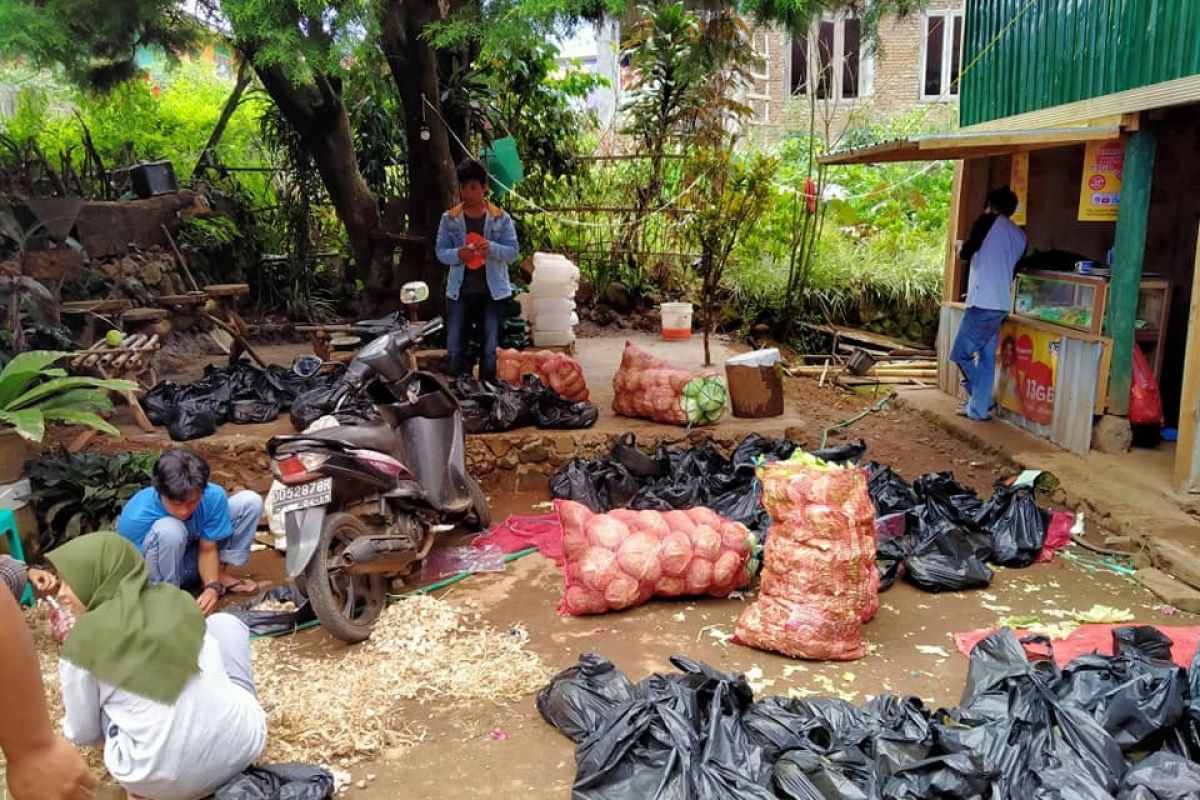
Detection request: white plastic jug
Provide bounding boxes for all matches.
[532,252,580,284]
[533,297,576,317]
[532,328,575,347]
[535,311,579,331]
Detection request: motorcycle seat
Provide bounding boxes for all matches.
[294,419,398,454]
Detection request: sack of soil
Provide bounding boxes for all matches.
[735,454,878,661]
[226,585,315,637]
[555,499,753,615]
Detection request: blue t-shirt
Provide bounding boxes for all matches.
[117,484,233,550]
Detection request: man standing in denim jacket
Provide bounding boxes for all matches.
[435,158,520,383]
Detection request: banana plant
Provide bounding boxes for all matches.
[0,351,137,442]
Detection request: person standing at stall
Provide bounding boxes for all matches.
[435,158,520,384]
[950,186,1026,421]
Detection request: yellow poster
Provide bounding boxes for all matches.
[996,321,1060,426]
[1010,152,1029,226]
[1077,139,1124,221]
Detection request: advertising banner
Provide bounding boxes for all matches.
[1010,152,1029,226]
[1077,139,1123,221]
[996,321,1060,426]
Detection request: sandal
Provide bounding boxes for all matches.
[220,576,259,595]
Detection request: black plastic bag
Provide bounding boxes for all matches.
[901,527,993,592]
[611,434,666,478]
[536,653,637,744]
[913,472,984,530]
[744,696,870,760]
[1058,629,1188,753]
[977,483,1048,567]
[1118,751,1200,799]
[810,439,867,465]
[1114,625,1175,662]
[289,384,375,431]
[213,762,334,800]
[453,378,537,434]
[730,434,795,476]
[537,395,599,430]
[165,395,221,441]
[865,462,918,517]
[140,381,178,426]
[773,746,877,800]
[226,585,316,637]
[862,695,933,777]
[230,398,284,425]
[878,753,992,799]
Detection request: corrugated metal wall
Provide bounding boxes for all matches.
[962,0,1200,126]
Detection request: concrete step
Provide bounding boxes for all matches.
[1134,567,1200,613]
[1148,540,1200,592]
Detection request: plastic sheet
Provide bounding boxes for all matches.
[420,544,506,580]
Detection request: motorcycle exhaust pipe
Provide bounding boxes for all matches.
[341,536,420,575]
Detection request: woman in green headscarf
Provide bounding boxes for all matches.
[46,533,267,800]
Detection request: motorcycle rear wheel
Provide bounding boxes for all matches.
[464,474,491,531]
[305,512,387,643]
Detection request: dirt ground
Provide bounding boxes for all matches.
[223,376,1181,798]
[36,334,1192,798]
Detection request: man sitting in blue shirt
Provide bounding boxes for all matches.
[117,450,263,615]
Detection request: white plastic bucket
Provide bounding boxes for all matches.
[660,302,694,340]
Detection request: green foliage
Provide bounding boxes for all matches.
[738,0,925,43]
[0,0,197,89]
[26,450,158,550]
[0,58,270,185]
[0,351,136,443]
[180,214,242,249]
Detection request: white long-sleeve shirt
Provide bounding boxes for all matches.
[60,632,267,800]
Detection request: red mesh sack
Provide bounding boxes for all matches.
[611,341,727,426]
[734,460,877,660]
[556,500,753,615]
[497,348,589,402]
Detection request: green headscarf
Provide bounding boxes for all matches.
[46,532,206,704]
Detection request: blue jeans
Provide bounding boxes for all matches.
[447,293,503,383]
[143,490,263,588]
[950,307,1007,420]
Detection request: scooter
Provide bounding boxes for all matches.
[266,282,490,643]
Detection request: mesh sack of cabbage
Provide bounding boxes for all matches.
[496,348,589,403]
[611,341,727,426]
[556,499,754,615]
[734,453,879,660]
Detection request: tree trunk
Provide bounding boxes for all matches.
[380,0,460,310]
[194,59,252,177]
[252,63,395,315]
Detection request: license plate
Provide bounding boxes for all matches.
[273,477,332,513]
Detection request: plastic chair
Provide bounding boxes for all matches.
[0,509,35,607]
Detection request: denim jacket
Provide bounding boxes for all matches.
[435,201,519,301]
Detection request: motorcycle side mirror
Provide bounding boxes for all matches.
[400,281,430,306]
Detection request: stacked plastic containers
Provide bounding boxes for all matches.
[522,252,580,348]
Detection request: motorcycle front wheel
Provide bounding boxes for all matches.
[305,512,387,643]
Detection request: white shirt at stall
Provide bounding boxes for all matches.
[59,631,267,800]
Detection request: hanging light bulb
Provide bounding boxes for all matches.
[419,92,431,141]
[419,126,431,141]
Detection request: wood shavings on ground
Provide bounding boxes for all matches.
[250,594,550,766]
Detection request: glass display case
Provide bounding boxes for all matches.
[1012,271,1109,335]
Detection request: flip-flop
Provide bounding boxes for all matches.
[221,576,259,595]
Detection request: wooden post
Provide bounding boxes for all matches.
[1106,129,1157,416]
[942,161,965,303]
[1175,224,1200,492]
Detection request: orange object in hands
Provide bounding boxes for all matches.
[464,232,487,270]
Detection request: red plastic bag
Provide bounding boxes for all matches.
[611,341,727,426]
[497,348,589,402]
[556,500,753,615]
[735,460,877,661]
[1129,344,1164,426]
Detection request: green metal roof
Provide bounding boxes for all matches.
[961,0,1200,127]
